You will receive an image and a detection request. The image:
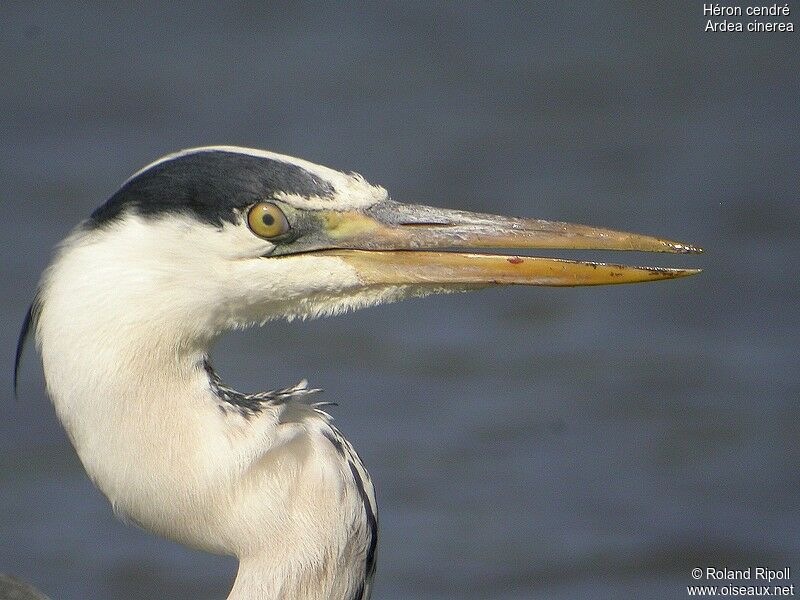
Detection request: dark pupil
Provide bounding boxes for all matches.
[262,213,276,227]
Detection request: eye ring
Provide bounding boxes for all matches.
[247,202,291,240]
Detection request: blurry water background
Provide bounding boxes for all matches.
[1,3,798,599]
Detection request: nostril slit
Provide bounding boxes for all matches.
[398,222,455,227]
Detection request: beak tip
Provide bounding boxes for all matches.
[673,267,703,279]
[664,240,703,254]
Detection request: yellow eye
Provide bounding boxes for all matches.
[247,202,290,239]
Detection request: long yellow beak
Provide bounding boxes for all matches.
[307,201,702,287]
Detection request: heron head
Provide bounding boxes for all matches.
[35,146,701,350]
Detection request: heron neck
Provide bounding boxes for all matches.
[228,550,367,600]
[228,558,300,600]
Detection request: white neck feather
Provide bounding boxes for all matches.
[35,217,381,599]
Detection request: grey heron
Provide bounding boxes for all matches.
[14,146,701,600]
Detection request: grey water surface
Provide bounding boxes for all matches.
[1,3,798,599]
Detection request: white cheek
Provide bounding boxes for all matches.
[208,220,275,260]
[225,255,362,324]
